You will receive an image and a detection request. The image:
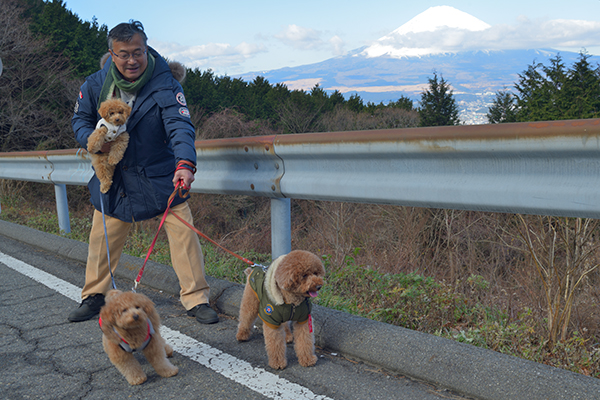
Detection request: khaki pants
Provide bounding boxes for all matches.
[81,202,209,310]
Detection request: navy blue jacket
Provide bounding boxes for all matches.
[73,48,195,222]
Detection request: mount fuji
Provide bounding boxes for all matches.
[238,6,585,124]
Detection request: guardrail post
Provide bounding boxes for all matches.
[271,198,291,259]
[54,184,71,234]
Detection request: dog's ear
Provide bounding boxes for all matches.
[121,104,132,120]
[274,259,299,291]
[105,289,122,303]
[138,294,160,327]
[98,101,109,119]
[139,295,155,316]
[99,302,123,344]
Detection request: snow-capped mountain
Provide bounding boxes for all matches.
[362,6,491,58]
[238,6,586,124]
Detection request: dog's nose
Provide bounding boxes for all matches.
[133,314,139,321]
[316,285,322,291]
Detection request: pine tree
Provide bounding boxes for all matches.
[514,62,548,121]
[564,52,600,119]
[514,53,600,122]
[419,71,460,126]
[487,90,517,123]
[27,0,108,78]
[541,55,569,120]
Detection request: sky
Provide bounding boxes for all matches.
[63,1,600,77]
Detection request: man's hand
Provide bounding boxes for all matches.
[173,167,194,188]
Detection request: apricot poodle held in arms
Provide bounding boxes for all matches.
[236,250,325,369]
[87,98,131,193]
[99,289,178,385]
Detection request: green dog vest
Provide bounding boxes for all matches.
[248,267,312,329]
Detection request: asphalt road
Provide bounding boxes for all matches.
[1,219,599,400]
[0,232,466,400]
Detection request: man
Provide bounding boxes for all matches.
[69,20,218,325]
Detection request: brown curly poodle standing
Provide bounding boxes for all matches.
[236,250,325,370]
[99,289,178,385]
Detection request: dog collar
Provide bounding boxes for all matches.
[99,317,154,353]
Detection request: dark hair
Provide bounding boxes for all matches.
[108,20,148,49]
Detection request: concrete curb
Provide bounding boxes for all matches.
[1,219,598,400]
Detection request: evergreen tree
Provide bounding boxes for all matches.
[487,90,518,123]
[346,93,364,113]
[564,52,600,119]
[26,0,108,78]
[541,55,569,120]
[514,62,547,121]
[182,69,220,113]
[514,52,600,122]
[389,96,414,111]
[419,71,460,126]
[247,76,273,120]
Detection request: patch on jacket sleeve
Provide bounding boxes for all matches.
[176,92,187,106]
[73,91,83,113]
[179,107,190,118]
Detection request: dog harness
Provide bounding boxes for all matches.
[95,118,127,141]
[247,267,312,330]
[99,317,155,353]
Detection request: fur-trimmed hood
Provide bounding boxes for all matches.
[99,52,186,83]
[264,254,286,305]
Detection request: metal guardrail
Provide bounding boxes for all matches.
[1,118,600,257]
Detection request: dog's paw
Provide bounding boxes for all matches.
[157,364,179,378]
[165,343,174,358]
[126,372,147,386]
[268,358,288,370]
[100,180,112,193]
[298,354,318,367]
[285,331,294,344]
[236,328,251,342]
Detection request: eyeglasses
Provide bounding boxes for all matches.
[110,49,147,61]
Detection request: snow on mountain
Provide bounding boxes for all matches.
[362,6,492,58]
[391,6,491,35]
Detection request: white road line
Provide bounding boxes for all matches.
[0,251,333,400]
[0,252,82,302]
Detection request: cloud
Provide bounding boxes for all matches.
[363,18,600,58]
[275,24,346,54]
[275,24,322,50]
[150,40,267,71]
[329,35,345,56]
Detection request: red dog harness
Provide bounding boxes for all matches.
[99,317,155,353]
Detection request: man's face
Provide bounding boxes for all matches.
[110,33,148,82]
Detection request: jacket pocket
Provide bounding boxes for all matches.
[143,160,177,211]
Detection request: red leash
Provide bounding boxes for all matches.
[168,205,261,268]
[133,181,266,291]
[133,181,190,291]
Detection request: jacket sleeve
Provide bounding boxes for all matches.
[153,82,197,167]
[72,79,100,149]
